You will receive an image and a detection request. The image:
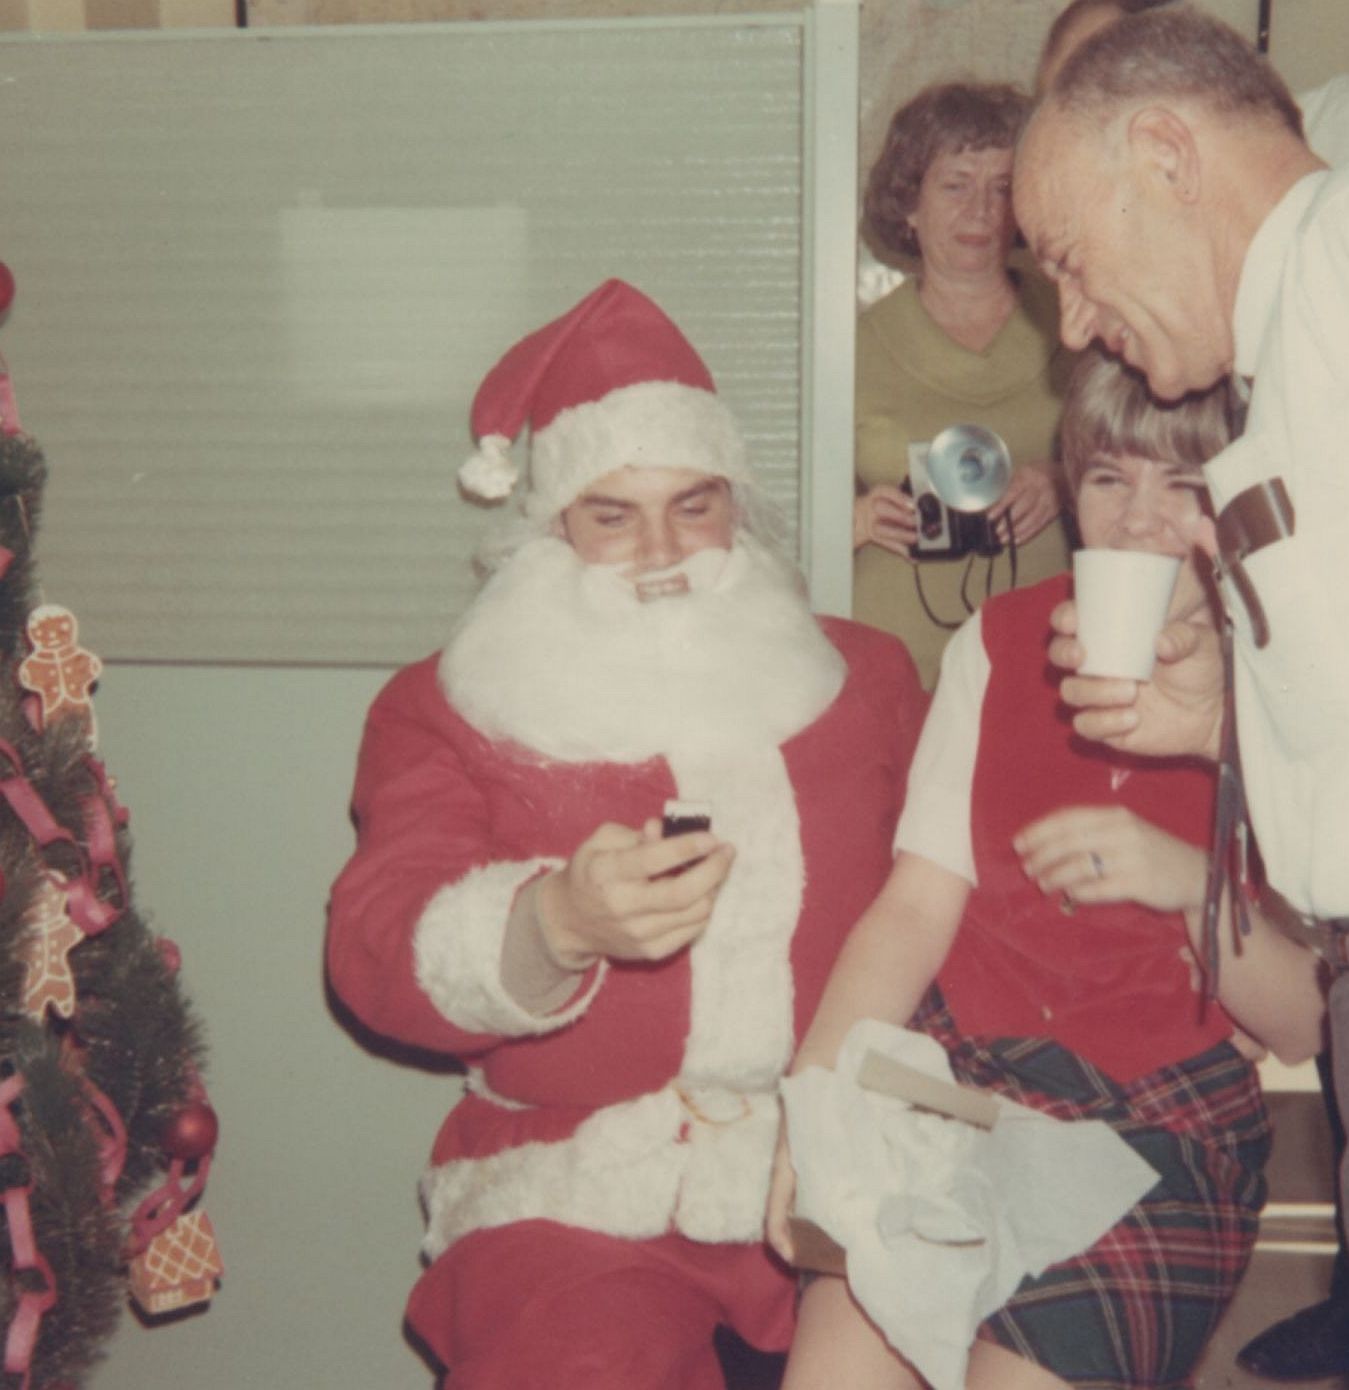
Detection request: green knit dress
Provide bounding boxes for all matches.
[853,271,1076,688]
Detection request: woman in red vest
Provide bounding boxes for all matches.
[768,348,1326,1390]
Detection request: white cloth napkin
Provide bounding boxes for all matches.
[781,1019,1158,1390]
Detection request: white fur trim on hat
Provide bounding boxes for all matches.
[413,858,606,1036]
[525,380,750,520]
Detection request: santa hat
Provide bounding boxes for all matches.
[458,279,751,518]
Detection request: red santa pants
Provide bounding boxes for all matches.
[405,1219,796,1389]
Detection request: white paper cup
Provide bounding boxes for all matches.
[1072,548,1182,680]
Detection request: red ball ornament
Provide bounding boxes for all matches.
[161,1101,219,1161]
[0,263,14,316]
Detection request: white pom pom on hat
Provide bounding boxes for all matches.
[457,433,517,501]
[458,278,751,517]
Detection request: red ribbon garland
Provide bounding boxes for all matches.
[0,1075,57,1390]
[0,737,133,1381]
[127,1069,214,1257]
[0,723,217,1370]
[71,1070,128,1208]
[126,1156,213,1260]
[75,782,128,925]
[82,755,129,830]
[0,738,126,937]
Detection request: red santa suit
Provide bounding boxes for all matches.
[327,535,926,1387]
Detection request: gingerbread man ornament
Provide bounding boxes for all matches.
[19,604,103,737]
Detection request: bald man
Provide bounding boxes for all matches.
[1017,8,1349,1379]
[1036,0,1349,162]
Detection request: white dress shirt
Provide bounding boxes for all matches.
[1205,167,1349,917]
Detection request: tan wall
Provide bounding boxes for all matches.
[1270,0,1349,91]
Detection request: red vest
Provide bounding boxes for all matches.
[936,576,1235,1082]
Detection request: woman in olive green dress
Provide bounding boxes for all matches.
[854,82,1075,687]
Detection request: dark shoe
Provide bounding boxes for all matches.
[1237,1297,1349,1380]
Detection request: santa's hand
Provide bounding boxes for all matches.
[1048,599,1224,761]
[537,820,734,968]
[1014,804,1207,914]
[765,1127,798,1265]
[854,484,917,556]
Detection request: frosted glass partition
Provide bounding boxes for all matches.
[0,13,850,666]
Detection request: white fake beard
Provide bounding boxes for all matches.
[440,535,846,763]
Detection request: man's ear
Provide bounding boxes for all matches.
[1126,105,1202,203]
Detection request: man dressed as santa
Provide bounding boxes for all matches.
[326,279,926,1388]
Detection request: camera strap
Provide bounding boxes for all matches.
[912,531,1019,630]
[1196,475,1296,995]
[1197,619,1253,1001]
[1211,476,1294,650]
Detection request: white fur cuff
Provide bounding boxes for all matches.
[413,859,604,1036]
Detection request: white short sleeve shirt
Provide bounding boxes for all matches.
[893,611,988,885]
[1206,167,1349,916]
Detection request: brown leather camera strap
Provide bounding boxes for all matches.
[1213,478,1295,649]
[1198,476,1296,992]
[1198,621,1252,999]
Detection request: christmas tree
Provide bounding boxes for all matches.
[0,266,218,1388]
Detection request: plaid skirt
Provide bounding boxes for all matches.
[912,991,1271,1390]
